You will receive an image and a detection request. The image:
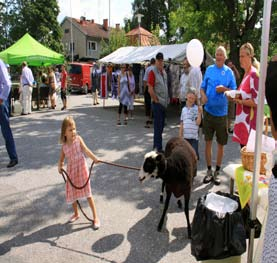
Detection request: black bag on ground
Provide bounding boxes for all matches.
[191,191,247,261]
[241,203,262,239]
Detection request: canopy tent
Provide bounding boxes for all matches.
[0,33,64,66]
[99,43,214,65]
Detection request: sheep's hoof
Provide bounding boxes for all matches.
[188,229,192,239]
[177,200,182,209]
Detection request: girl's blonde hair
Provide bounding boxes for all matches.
[60,116,76,143]
[240,42,260,71]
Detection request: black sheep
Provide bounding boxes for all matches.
[139,137,197,238]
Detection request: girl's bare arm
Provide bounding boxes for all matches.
[58,148,65,173]
[79,136,99,163]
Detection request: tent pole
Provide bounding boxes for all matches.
[247,1,272,262]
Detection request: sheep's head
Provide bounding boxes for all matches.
[139,151,163,182]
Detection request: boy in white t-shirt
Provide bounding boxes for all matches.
[179,88,202,159]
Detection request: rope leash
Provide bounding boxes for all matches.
[61,162,95,223]
[99,160,140,171]
[60,160,140,223]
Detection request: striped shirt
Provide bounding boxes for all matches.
[180,104,199,140]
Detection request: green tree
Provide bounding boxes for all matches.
[169,0,265,66]
[269,1,277,57]
[100,27,128,58]
[0,2,6,49]
[7,0,63,53]
[126,0,179,43]
[0,0,19,50]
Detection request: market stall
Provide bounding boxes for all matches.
[0,33,64,66]
[99,43,214,65]
[0,33,64,110]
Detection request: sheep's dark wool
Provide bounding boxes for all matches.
[139,137,197,238]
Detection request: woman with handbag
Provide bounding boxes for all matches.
[232,43,260,148]
[47,67,57,109]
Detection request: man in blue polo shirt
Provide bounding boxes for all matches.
[200,46,236,185]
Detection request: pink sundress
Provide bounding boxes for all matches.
[62,136,92,204]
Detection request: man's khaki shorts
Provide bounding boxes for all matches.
[203,110,228,145]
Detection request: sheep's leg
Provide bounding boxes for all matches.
[184,194,191,239]
[160,181,165,203]
[158,190,172,232]
[177,198,182,209]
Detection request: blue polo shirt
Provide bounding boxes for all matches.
[201,64,236,116]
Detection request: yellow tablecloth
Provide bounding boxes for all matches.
[235,165,269,208]
[223,164,269,210]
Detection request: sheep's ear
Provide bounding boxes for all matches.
[156,154,162,162]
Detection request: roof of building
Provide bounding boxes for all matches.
[126,26,160,46]
[126,27,153,37]
[63,17,110,39]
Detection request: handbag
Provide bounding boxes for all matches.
[126,72,131,93]
[241,204,262,239]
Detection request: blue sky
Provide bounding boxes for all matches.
[58,0,133,27]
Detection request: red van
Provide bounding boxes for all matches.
[68,62,92,94]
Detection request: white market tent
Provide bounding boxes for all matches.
[99,43,214,65]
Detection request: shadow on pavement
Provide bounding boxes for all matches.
[0,223,90,256]
[123,198,190,263]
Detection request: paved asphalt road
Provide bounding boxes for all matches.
[0,94,251,263]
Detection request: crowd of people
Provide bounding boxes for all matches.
[1,41,277,262]
[139,44,264,188]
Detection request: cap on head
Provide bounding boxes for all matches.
[156,52,164,60]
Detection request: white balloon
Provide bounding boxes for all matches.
[186,39,204,67]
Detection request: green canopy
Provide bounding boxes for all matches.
[0,33,64,66]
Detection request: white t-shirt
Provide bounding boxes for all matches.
[180,104,199,140]
[143,65,154,82]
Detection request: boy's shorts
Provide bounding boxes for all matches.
[203,110,228,145]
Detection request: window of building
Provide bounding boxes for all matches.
[88,41,97,51]
[64,28,69,33]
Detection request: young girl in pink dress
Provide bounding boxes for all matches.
[58,116,100,229]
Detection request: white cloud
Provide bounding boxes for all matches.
[58,0,133,27]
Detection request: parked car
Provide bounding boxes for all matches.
[68,62,92,94]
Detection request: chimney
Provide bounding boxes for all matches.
[103,19,108,31]
[116,23,120,30]
[90,19,94,24]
